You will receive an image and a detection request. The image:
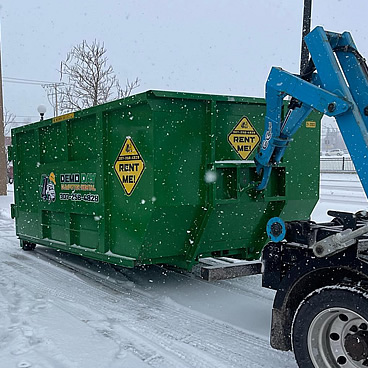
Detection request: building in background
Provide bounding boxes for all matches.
[321,126,347,153]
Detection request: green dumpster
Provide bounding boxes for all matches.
[10,90,321,270]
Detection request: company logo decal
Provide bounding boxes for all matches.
[40,172,56,203]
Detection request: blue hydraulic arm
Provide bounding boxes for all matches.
[255,26,368,194]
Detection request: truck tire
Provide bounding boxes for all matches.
[21,240,36,251]
[292,286,368,368]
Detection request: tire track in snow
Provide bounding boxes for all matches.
[1,258,187,368]
[0,262,80,368]
[167,267,276,303]
[2,248,297,368]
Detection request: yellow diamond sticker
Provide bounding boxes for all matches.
[227,116,260,160]
[114,137,145,196]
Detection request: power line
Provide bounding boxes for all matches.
[3,76,64,87]
[2,76,65,117]
[3,79,44,86]
[16,115,39,118]
[4,76,59,84]
[5,121,34,125]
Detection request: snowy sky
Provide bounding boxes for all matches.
[1,0,368,122]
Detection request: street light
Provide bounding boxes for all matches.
[37,105,46,121]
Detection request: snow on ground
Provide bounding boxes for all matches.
[311,173,368,222]
[0,173,366,368]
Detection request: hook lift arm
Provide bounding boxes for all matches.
[254,26,368,191]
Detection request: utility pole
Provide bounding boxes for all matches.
[42,82,63,117]
[300,0,312,74]
[0,37,7,196]
[54,83,58,116]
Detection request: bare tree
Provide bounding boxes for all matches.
[3,108,16,136]
[56,40,139,114]
[117,77,140,99]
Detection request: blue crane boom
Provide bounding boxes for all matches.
[255,26,368,194]
[259,26,368,368]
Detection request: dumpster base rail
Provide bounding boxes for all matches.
[199,257,261,281]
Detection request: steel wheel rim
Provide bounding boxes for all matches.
[308,307,368,368]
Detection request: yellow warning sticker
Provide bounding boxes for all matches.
[228,116,260,160]
[114,137,145,196]
[306,121,316,128]
[52,112,75,124]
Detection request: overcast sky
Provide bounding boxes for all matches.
[1,0,367,123]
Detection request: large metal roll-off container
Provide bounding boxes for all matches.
[9,90,321,270]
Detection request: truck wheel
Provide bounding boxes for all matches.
[293,286,368,368]
[21,240,36,251]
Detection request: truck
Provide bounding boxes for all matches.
[255,21,368,368]
[9,2,366,366]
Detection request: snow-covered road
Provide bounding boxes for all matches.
[311,173,368,222]
[1,173,367,368]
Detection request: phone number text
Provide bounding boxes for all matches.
[59,193,99,203]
